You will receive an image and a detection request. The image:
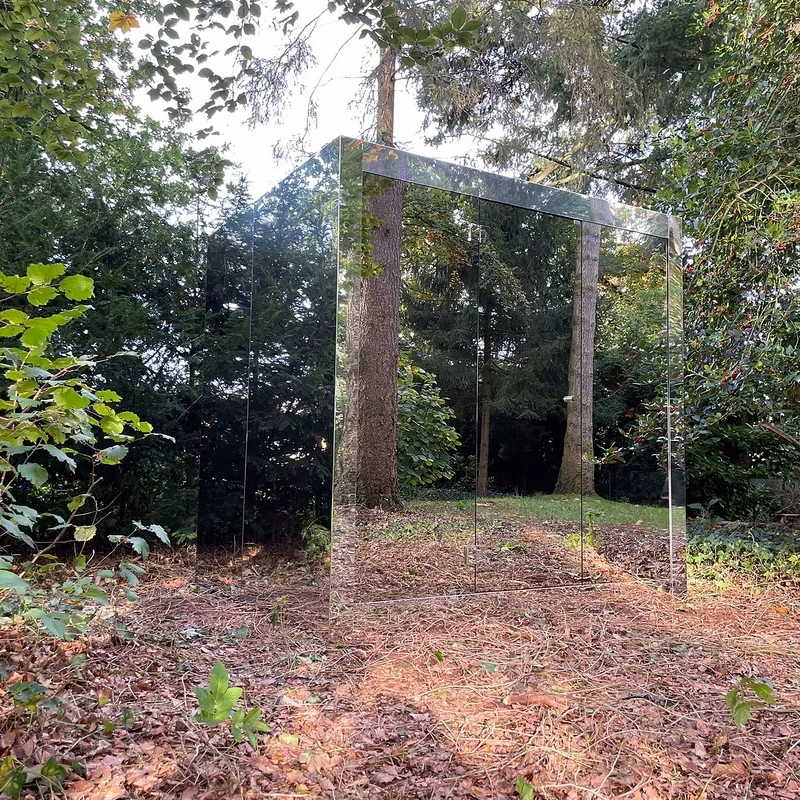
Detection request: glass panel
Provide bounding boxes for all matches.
[245,145,338,547]
[197,208,254,550]
[475,201,584,591]
[198,144,338,551]
[330,171,479,603]
[359,139,669,238]
[586,227,676,587]
[667,216,687,592]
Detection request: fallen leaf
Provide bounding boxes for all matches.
[711,760,748,780]
[694,740,707,758]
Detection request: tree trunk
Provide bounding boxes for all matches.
[357,176,404,509]
[336,44,403,510]
[555,222,600,496]
[376,44,395,146]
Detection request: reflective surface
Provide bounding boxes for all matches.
[199,136,685,600]
[198,145,338,550]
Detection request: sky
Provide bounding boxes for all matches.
[187,4,484,200]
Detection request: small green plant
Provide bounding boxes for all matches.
[172,528,198,546]
[301,523,330,564]
[269,595,287,627]
[515,777,535,800]
[0,755,68,800]
[193,662,268,747]
[725,676,776,727]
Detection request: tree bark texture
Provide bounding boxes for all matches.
[356,177,404,509]
[555,222,600,496]
[376,45,395,145]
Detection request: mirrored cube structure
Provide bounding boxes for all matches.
[198,136,686,603]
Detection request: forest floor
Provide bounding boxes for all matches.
[3,537,800,800]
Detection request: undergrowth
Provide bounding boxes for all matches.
[688,521,800,583]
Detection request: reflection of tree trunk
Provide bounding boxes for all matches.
[477,313,491,497]
[358,176,404,509]
[555,222,599,496]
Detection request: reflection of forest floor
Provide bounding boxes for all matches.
[16,549,800,800]
[336,497,677,603]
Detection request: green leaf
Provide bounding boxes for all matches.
[432,649,444,662]
[0,324,24,338]
[96,389,122,402]
[732,700,754,727]
[515,777,534,800]
[748,679,775,704]
[99,444,128,465]
[0,569,30,593]
[58,274,94,300]
[0,309,28,324]
[74,525,97,542]
[42,444,76,470]
[40,757,67,789]
[18,462,49,487]
[451,6,467,29]
[134,521,170,544]
[74,554,87,573]
[100,415,125,436]
[0,275,31,294]
[27,263,66,286]
[68,494,87,512]
[52,386,90,409]
[20,326,48,349]
[28,285,59,306]
[278,733,300,746]
[0,756,25,800]
[209,661,229,696]
[128,536,150,559]
[35,611,69,639]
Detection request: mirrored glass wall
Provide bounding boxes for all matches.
[198,137,685,603]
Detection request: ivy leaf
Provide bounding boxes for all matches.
[18,462,49,487]
[58,274,94,301]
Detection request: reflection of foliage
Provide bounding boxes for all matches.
[397,356,461,488]
[199,147,338,545]
[593,233,669,481]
